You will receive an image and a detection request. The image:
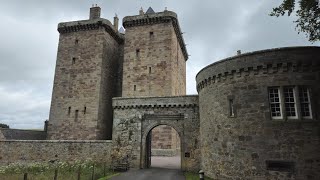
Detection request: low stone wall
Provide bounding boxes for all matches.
[0,128,46,140]
[151,149,180,157]
[0,140,112,166]
[0,131,4,140]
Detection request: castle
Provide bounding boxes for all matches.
[1,6,320,179]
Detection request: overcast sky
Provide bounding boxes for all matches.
[0,0,318,129]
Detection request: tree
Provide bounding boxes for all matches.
[270,0,320,42]
[0,123,9,128]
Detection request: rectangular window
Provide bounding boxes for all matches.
[149,67,151,74]
[72,57,76,64]
[266,160,295,172]
[68,107,71,115]
[269,88,282,118]
[229,99,235,117]
[134,85,136,91]
[299,87,312,118]
[136,49,140,60]
[283,87,297,118]
[75,110,79,122]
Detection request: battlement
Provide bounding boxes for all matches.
[196,46,320,92]
[112,95,198,109]
[123,9,188,61]
[57,6,123,44]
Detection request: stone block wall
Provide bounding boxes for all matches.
[47,17,123,140]
[121,10,187,97]
[151,125,180,156]
[0,130,4,140]
[196,47,320,179]
[0,140,112,166]
[112,95,200,171]
[0,129,46,140]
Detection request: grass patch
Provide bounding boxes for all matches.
[97,172,120,180]
[0,161,118,180]
[184,172,213,180]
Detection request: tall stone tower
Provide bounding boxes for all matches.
[47,6,123,140]
[122,7,188,97]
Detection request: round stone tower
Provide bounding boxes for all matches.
[196,46,320,179]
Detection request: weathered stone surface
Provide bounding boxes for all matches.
[0,130,4,140]
[196,47,320,179]
[47,15,123,140]
[112,95,200,172]
[0,140,112,165]
[0,129,46,140]
[122,11,186,97]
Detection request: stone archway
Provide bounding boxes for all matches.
[143,124,182,169]
[140,114,185,169]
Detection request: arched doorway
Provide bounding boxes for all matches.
[145,125,181,169]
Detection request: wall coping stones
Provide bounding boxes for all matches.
[58,18,124,44]
[113,95,199,109]
[196,46,320,92]
[0,140,112,143]
[123,10,188,61]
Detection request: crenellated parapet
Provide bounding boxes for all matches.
[123,10,188,61]
[196,46,320,92]
[112,95,198,109]
[58,19,124,44]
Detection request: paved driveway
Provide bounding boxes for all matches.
[110,168,185,180]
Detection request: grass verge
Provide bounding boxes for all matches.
[184,172,213,180]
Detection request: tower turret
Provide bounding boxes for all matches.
[121,7,188,97]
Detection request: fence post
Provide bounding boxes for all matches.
[23,173,28,180]
[54,169,58,180]
[91,163,95,180]
[77,166,81,180]
[103,162,106,177]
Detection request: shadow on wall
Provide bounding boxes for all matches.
[0,128,46,140]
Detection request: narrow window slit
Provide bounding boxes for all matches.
[75,110,79,121]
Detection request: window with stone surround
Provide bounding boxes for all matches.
[269,87,282,119]
[299,87,312,118]
[283,87,297,119]
[268,86,313,120]
[72,57,76,65]
[229,99,235,117]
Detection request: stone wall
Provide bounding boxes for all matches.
[0,140,112,165]
[151,125,180,156]
[47,16,123,140]
[0,130,4,140]
[112,95,200,171]
[0,129,46,140]
[122,10,187,97]
[196,47,320,179]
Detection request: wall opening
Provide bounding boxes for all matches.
[145,125,181,169]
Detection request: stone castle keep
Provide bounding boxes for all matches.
[1,6,320,179]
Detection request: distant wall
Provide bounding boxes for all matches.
[0,128,46,140]
[0,130,4,140]
[0,140,112,165]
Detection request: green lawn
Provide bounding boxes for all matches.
[0,162,119,180]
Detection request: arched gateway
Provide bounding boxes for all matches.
[111,95,200,171]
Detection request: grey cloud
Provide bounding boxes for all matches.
[0,0,318,128]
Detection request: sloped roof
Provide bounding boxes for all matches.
[146,7,155,14]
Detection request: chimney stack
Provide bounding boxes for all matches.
[90,5,101,20]
[114,14,119,32]
[139,7,144,15]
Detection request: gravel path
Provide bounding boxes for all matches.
[110,168,185,180]
[110,156,184,180]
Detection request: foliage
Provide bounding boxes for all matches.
[0,161,117,180]
[0,123,9,128]
[270,0,320,42]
